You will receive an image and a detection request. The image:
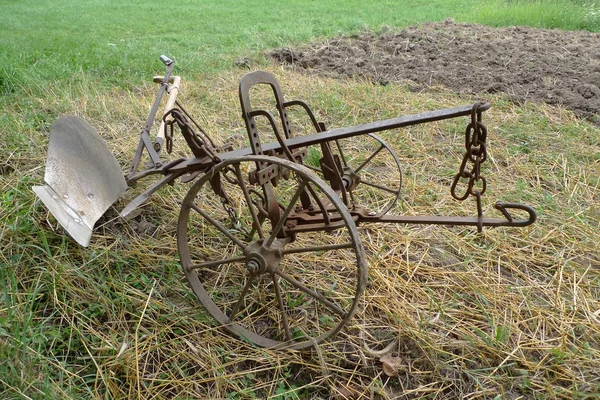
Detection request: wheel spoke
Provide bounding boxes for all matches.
[233,164,265,240]
[188,256,246,271]
[266,180,307,247]
[228,275,255,322]
[355,144,385,173]
[304,164,322,174]
[360,180,400,194]
[190,203,246,249]
[282,242,354,255]
[305,182,331,225]
[272,274,292,341]
[275,270,345,317]
[335,140,348,168]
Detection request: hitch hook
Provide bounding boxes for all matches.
[494,202,537,227]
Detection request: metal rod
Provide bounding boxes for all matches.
[190,203,246,249]
[266,180,307,247]
[219,104,491,161]
[305,182,330,226]
[335,140,348,168]
[188,256,246,271]
[275,270,345,317]
[234,164,265,240]
[360,180,400,194]
[272,274,292,341]
[359,207,536,227]
[229,275,255,322]
[355,144,385,174]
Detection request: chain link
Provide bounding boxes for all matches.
[219,189,253,237]
[451,102,489,232]
[164,120,174,154]
[451,102,488,200]
[220,195,247,235]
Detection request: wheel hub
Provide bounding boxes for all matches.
[244,239,284,275]
[342,166,360,192]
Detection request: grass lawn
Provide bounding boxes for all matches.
[1,0,599,398]
[1,0,598,90]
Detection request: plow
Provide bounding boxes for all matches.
[33,56,536,350]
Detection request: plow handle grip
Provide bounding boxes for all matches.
[160,55,173,66]
[152,55,178,151]
[155,75,181,147]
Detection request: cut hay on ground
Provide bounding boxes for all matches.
[2,68,599,398]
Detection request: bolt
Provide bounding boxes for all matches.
[368,211,377,216]
[247,260,260,274]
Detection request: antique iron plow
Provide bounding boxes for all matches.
[34,56,536,349]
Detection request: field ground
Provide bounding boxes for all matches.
[1,1,600,399]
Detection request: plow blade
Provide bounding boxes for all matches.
[33,116,127,246]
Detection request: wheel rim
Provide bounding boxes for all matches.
[306,133,402,216]
[178,155,367,349]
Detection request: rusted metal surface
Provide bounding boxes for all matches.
[34,57,537,349]
[126,56,176,182]
[216,103,492,161]
[167,102,493,176]
[177,155,367,350]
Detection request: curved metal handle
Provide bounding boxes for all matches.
[494,202,537,227]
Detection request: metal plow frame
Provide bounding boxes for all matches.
[32,55,537,349]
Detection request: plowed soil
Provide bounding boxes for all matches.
[271,20,600,121]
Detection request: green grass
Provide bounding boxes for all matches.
[473,0,600,30]
[0,0,475,90]
[1,0,598,96]
[1,0,600,399]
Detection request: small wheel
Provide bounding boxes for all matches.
[307,133,402,216]
[178,155,367,349]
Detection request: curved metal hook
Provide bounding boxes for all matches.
[494,202,537,227]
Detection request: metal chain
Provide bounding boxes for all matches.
[222,165,240,185]
[220,195,244,233]
[451,102,489,232]
[219,186,252,237]
[162,108,222,163]
[164,120,174,154]
[174,100,218,149]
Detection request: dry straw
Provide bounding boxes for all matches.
[2,67,599,399]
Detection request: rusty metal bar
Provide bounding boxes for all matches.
[356,202,536,228]
[358,214,535,228]
[127,56,175,177]
[170,103,490,173]
[224,103,490,159]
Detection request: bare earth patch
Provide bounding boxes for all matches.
[271,20,600,121]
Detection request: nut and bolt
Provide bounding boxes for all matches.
[247,260,260,274]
